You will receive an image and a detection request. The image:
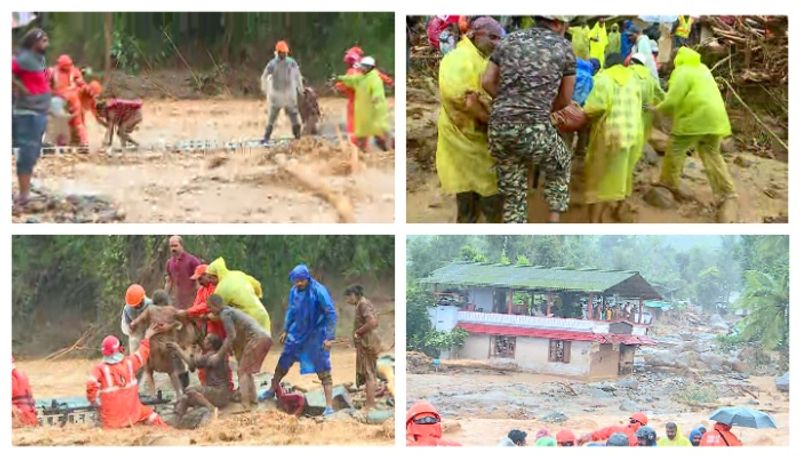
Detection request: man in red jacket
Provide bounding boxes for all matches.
[406,400,462,446]
[86,324,168,428]
[578,412,648,446]
[700,421,743,446]
[12,357,38,427]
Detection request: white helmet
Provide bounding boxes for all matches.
[359,56,376,69]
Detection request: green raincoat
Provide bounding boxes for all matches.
[583,65,644,204]
[436,37,497,197]
[569,26,591,60]
[337,69,390,138]
[588,22,609,66]
[657,47,731,136]
[630,63,665,144]
[607,24,621,55]
[206,257,271,333]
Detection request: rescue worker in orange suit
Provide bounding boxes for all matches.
[12,357,38,428]
[51,54,89,146]
[175,264,233,390]
[699,421,743,446]
[406,400,462,446]
[86,324,169,429]
[578,412,648,446]
[335,46,393,144]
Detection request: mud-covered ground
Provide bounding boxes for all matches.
[13,97,395,223]
[13,345,395,446]
[406,88,788,224]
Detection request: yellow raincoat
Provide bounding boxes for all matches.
[630,63,665,143]
[607,24,621,55]
[206,257,271,333]
[588,22,608,66]
[569,26,591,60]
[337,69,390,138]
[657,47,731,137]
[436,37,497,197]
[583,65,644,204]
[657,425,692,446]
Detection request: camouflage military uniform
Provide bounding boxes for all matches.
[488,25,577,223]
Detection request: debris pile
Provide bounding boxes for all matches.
[705,16,788,84]
[13,191,126,224]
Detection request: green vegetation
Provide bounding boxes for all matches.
[675,383,720,405]
[14,12,394,85]
[12,235,393,355]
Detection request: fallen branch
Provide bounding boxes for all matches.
[722,78,788,152]
[44,325,99,361]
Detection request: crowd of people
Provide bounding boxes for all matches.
[12,235,385,429]
[406,402,744,447]
[429,15,738,223]
[11,25,394,214]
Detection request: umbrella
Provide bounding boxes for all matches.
[709,406,777,429]
[638,15,679,25]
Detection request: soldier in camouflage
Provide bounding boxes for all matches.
[482,16,577,223]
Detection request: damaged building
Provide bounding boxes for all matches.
[422,262,660,379]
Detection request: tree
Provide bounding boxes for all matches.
[735,270,789,350]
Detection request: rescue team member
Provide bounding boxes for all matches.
[335,57,392,152]
[483,16,576,223]
[656,46,738,223]
[556,428,577,446]
[168,334,233,421]
[345,285,380,411]
[51,54,88,146]
[674,15,693,48]
[498,429,527,446]
[205,257,271,331]
[436,16,504,223]
[579,412,648,446]
[12,28,51,211]
[700,421,743,446]
[261,40,304,143]
[12,357,38,427]
[86,324,168,428]
[406,400,462,446]
[96,97,143,148]
[335,46,394,144]
[262,264,337,416]
[658,421,692,446]
[120,283,152,354]
[207,294,272,408]
[165,235,201,310]
[636,426,658,446]
[689,425,707,446]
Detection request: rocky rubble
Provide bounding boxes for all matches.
[13,190,126,224]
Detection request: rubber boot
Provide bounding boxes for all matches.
[292,124,301,139]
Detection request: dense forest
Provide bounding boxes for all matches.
[407,236,788,354]
[12,12,395,86]
[12,235,394,354]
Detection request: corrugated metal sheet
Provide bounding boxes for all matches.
[421,261,645,293]
[458,323,655,345]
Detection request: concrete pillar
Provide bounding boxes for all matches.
[639,298,644,324]
[546,293,553,317]
[507,289,514,315]
[588,293,594,320]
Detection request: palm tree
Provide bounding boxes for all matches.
[735,270,789,350]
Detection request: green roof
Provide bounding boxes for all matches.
[421,261,661,298]
[644,300,674,310]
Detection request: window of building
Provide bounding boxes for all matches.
[492,336,516,358]
[549,339,571,363]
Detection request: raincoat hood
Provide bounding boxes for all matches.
[289,264,311,282]
[576,59,593,75]
[604,64,633,86]
[674,47,702,68]
[207,257,230,279]
[536,437,557,446]
[714,422,733,432]
[406,400,443,441]
[689,427,705,445]
[611,24,619,32]
[406,400,441,425]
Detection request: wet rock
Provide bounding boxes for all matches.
[539,411,569,423]
[649,128,669,153]
[775,372,789,392]
[642,143,661,165]
[708,314,729,332]
[698,352,726,373]
[585,387,614,399]
[643,186,677,209]
[733,155,754,168]
[619,399,644,412]
[616,378,640,390]
[304,385,352,416]
[721,137,737,153]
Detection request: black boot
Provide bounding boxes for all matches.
[262,125,273,143]
[292,124,301,139]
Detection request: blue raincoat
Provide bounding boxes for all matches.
[620,20,635,58]
[573,59,595,106]
[278,264,338,374]
[689,427,705,446]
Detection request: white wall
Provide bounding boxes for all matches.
[428,305,459,332]
[514,338,593,377]
[467,287,494,312]
[461,333,491,359]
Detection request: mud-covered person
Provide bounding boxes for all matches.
[207,294,272,408]
[12,28,51,211]
[299,78,321,135]
[96,98,144,148]
[482,15,576,223]
[345,285,381,411]
[167,333,233,421]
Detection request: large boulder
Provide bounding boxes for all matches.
[698,352,727,373]
[775,372,789,392]
[643,186,677,209]
[708,314,730,332]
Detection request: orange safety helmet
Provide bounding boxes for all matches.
[275,40,290,53]
[56,54,73,69]
[190,264,208,280]
[85,80,103,97]
[101,335,122,356]
[125,284,146,307]
[556,428,577,445]
[344,46,364,66]
[458,16,469,34]
[630,412,649,426]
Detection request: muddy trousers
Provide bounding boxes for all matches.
[264,105,301,141]
[489,123,572,223]
[456,192,503,223]
[659,134,737,200]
